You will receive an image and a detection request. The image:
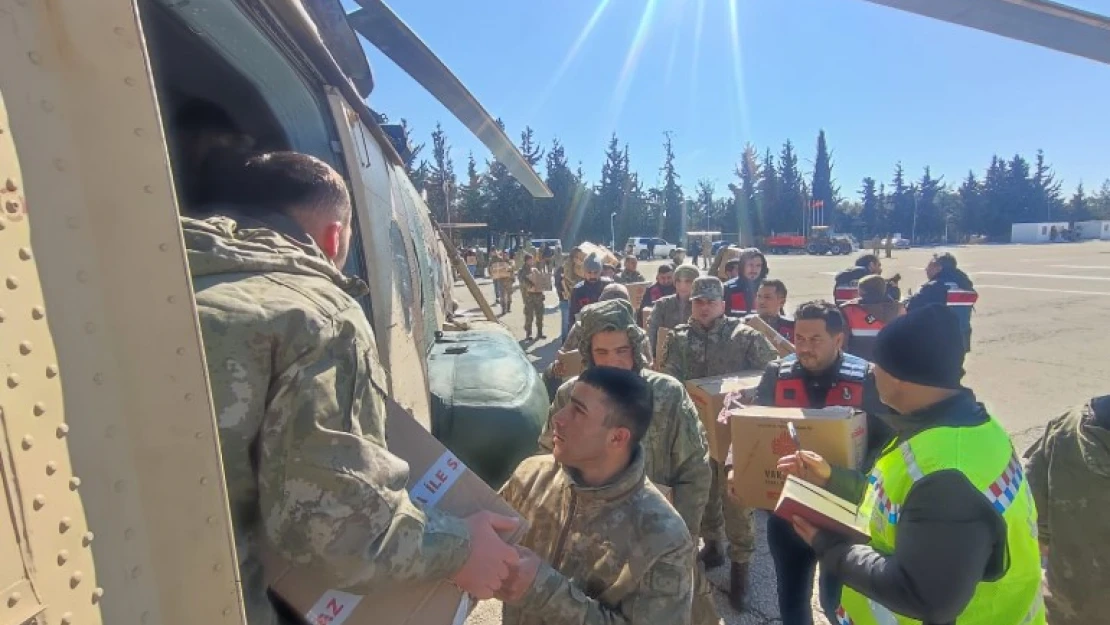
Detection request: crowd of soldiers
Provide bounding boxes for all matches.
[179,148,1102,625]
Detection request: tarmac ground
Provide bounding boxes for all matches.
[454,240,1110,625]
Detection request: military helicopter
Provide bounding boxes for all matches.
[0,1,550,624]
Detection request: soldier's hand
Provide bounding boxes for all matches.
[726,468,739,502]
[450,512,522,599]
[496,546,542,605]
[777,451,832,487]
[552,357,566,377]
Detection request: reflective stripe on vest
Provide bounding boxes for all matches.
[946,283,979,307]
[842,304,886,337]
[773,355,867,409]
[834,283,859,305]
[838,417,1045,625]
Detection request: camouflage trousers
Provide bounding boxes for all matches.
[691,562,720,625]
[523,292,545,336]
[701,459,755,563]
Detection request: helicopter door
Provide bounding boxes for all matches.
[324,91,432,423]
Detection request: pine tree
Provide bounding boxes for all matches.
[597,134,630,245]
[758,149,780,234]
[957,171,982,239]
[458,152,486,223]
[543,138,576,241]
[777,140,803,234]
[734,143,762,243]
[660,132,684,242]
[859,177,880,239]
[694,179,715,232]
[426,123,456,223]
[1032,149,1063,221]
[484,118,519,234]
[1067,182,1092,222]
[811,130,839,230]
[915,167,944,243]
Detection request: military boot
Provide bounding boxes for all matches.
[698,539,726,569]
[729,560,750,612]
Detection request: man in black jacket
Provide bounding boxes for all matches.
[781,305,1042,625]
[906,252,977,352]
[739,301,893,625]
[833,254,882,305]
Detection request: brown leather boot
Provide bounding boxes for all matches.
[697,539,726,568]
[729,560,750,612]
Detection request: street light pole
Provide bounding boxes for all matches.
[610,212,617,249]
[911,187,919,245]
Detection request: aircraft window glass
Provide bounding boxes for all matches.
[389,219,415,331]
[392,171,438,350]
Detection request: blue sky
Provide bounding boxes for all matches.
[351,0,1110,199]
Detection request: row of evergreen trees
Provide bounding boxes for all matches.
[390,116,1109,246]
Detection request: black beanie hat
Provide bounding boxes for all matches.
[873,304,966,389]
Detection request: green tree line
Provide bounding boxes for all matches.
[386,115,1109,246]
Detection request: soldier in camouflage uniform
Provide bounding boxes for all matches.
[660,277,779,611]
[1025,394,1110,625]
[538,299,717,625]
[499,367,695,624]
[518,253,547,340]
[184,152,520,625]
[648,264,699,358]
[616,254,646,284]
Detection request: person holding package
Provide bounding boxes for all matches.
[491,250,515,314]
[544,285,652,399]
[638,264,676,327]
[518,253,547,341]
[184,152,521,625]
[538,299,713,625]
[569,253,612,320]
[730,300,892,625]
[750,279,795,342]
[777,305,1045,625]
[648,265,699,359]
[1024,394,1110,625]
[659,277,778,612]
[498,367,695,624]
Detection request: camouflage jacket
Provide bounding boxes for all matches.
[183,214,469,625]
[518,265,544,294]
[1025,396,1110,625]
[660,316,779,382]
[500,451,694,625]
[648,294,692,355]
[616,269,646,284]
[542,371,710,536]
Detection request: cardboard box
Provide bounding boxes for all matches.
[489,262,512,280]
[531,269,553,292]
[557,349,585,377]
[640,306,654,330]
[743,315,796,357]
[727,406,867,511]
[625,281,652,311]
[263,399,526,625]
[685,372,763,462]
[655,328,673,371]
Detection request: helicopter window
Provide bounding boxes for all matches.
[393,173,437,349]
[138,0,373,322]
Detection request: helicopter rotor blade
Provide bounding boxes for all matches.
[348,0,552,198]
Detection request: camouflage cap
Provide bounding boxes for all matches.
[690,276,724,301]
[674,265,700,281]
[576,299,649,370]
